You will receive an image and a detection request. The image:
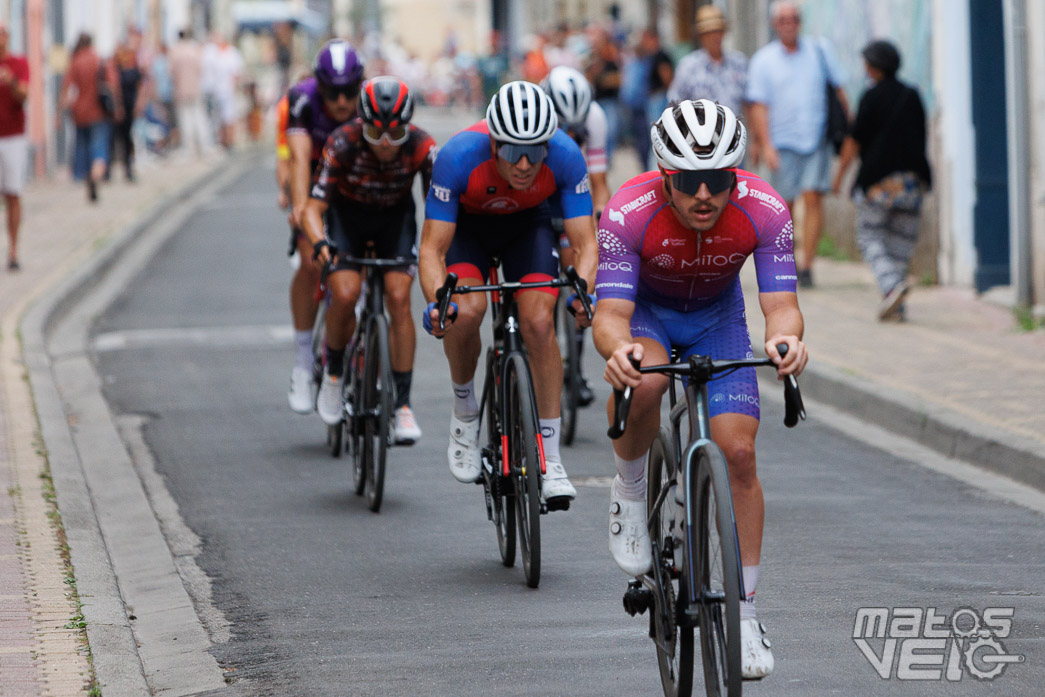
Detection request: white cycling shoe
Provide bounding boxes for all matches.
[541,457,576,503]
[447,413,481,482]
[288,366,315,414]
[316,373,344,426]
[392,406,422,445]
[740,618,774,680]
[608,477,652,577]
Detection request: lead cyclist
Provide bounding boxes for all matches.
[592,100,809,680]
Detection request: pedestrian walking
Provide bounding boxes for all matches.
[61,33,118,203]
[746,0,849,288]
[832,40,932,322]
[211,35,244,150]
[0,22,29,270]
[621,29,673,170]
[109,27,148,182]
[668,5,747,121]
[170,30,210,157]
[586,26,622,165]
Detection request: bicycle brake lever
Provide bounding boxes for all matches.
[608,355,641,439]
[437,273,459,332]
[564,266,593,321]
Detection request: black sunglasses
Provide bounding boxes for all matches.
[320,83,361,101]
[666,169,736,196]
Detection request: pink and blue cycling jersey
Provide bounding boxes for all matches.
[595,170,797,311]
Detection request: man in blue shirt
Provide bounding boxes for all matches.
[746,0,849,288]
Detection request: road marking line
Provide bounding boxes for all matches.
[92,324,294,351]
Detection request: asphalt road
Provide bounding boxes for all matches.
[91,127,1043,695]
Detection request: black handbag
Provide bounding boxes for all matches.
[815,41,847,154]
[97,62,115,117]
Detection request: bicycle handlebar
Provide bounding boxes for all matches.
[608,343,806,439]
[435,266,593,329]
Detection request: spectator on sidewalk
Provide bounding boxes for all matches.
[586,26,622,165]
[621,29,673,170]
[109,27,148,182]
[0,23,28,270]
[61,33,118,203]
[211,34,244,150]
[150,42,175,151]
[668,5,747,121]
[170,29,210,158]
[746,0,849,288]
[832,40,932,322]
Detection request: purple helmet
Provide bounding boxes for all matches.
[313,40,364,89]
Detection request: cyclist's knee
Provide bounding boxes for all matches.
[384,286,411,317]
[634,373,669,410]
[328,280,361,312]
[722,439,758,486]
[454,297,486,331]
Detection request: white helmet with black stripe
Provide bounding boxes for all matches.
[651,99,746,170]
[486,80,559,145]
[541,66,592,129]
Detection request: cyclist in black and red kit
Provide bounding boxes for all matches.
[302,77,436,444]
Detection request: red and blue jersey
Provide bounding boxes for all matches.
[595,170,797,312]
[424,120,593,222]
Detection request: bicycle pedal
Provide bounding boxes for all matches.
[622,580,652,617]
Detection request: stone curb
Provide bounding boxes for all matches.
[20,154,255,696]
[801,361,1045,492]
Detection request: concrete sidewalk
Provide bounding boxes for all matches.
[0,151,233,695]
[754,257,1045,490]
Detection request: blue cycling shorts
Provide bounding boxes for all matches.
[630,279,760,419]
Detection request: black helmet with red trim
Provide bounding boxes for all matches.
[359,76,414,128]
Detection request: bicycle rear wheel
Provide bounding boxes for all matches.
[506,354,541,588]
[694,445,742,697]
[648,428,693,697]
[363,315,393,512]
[556,295,580,446]
[485,354,516,567]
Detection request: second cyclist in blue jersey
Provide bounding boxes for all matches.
[592,100,809,679]
[418,81,597,507]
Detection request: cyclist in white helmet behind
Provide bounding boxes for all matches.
[592,99,808,680]
[418,80,597,508]
[541,65,610,407]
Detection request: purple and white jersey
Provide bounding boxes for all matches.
[595,170,797,312]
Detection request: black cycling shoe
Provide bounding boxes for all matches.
[577,378,595,407]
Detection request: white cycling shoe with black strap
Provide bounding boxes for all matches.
[608,477,652,577]
[447,413,481,482]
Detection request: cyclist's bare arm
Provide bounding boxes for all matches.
[590,171,610,216]
[418,218,457,304]
[287,132,312,227]
[275,157,291,209]
[301,197,330,266]
[592,298,643,390]
[758,291,807,377]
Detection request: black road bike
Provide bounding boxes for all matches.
[436,264,592,588]
[555,290,590,446]
[610,346,805,697]
[313,248,412,513]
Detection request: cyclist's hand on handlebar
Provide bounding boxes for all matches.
[766,335,807,378]
[605,342,644,391]
[566,293,595,329]
[311,239,334,269]
[423,301,458,337]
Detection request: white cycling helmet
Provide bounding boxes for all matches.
[541,66,592,129]
[486,80,559,145]
[651,99,746,170]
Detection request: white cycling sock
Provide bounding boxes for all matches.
[452,380,479,419]
[539,418,561,464]
[741,565,759,619]
[294,330,313,369]
[613,452,647,500]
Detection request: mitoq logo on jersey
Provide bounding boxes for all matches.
[853,607,1024,681]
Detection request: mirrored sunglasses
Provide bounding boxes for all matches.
[496,142,549,165]
[363,123,409,146]
[667,169,736,196]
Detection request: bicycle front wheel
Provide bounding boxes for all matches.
[506,354,541,588]
[349,340,366,496]
[648,428,693,697]
[362,315,392,512]
[556,295,580,446]
[694,445,742,697]
[485,352,515,567]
